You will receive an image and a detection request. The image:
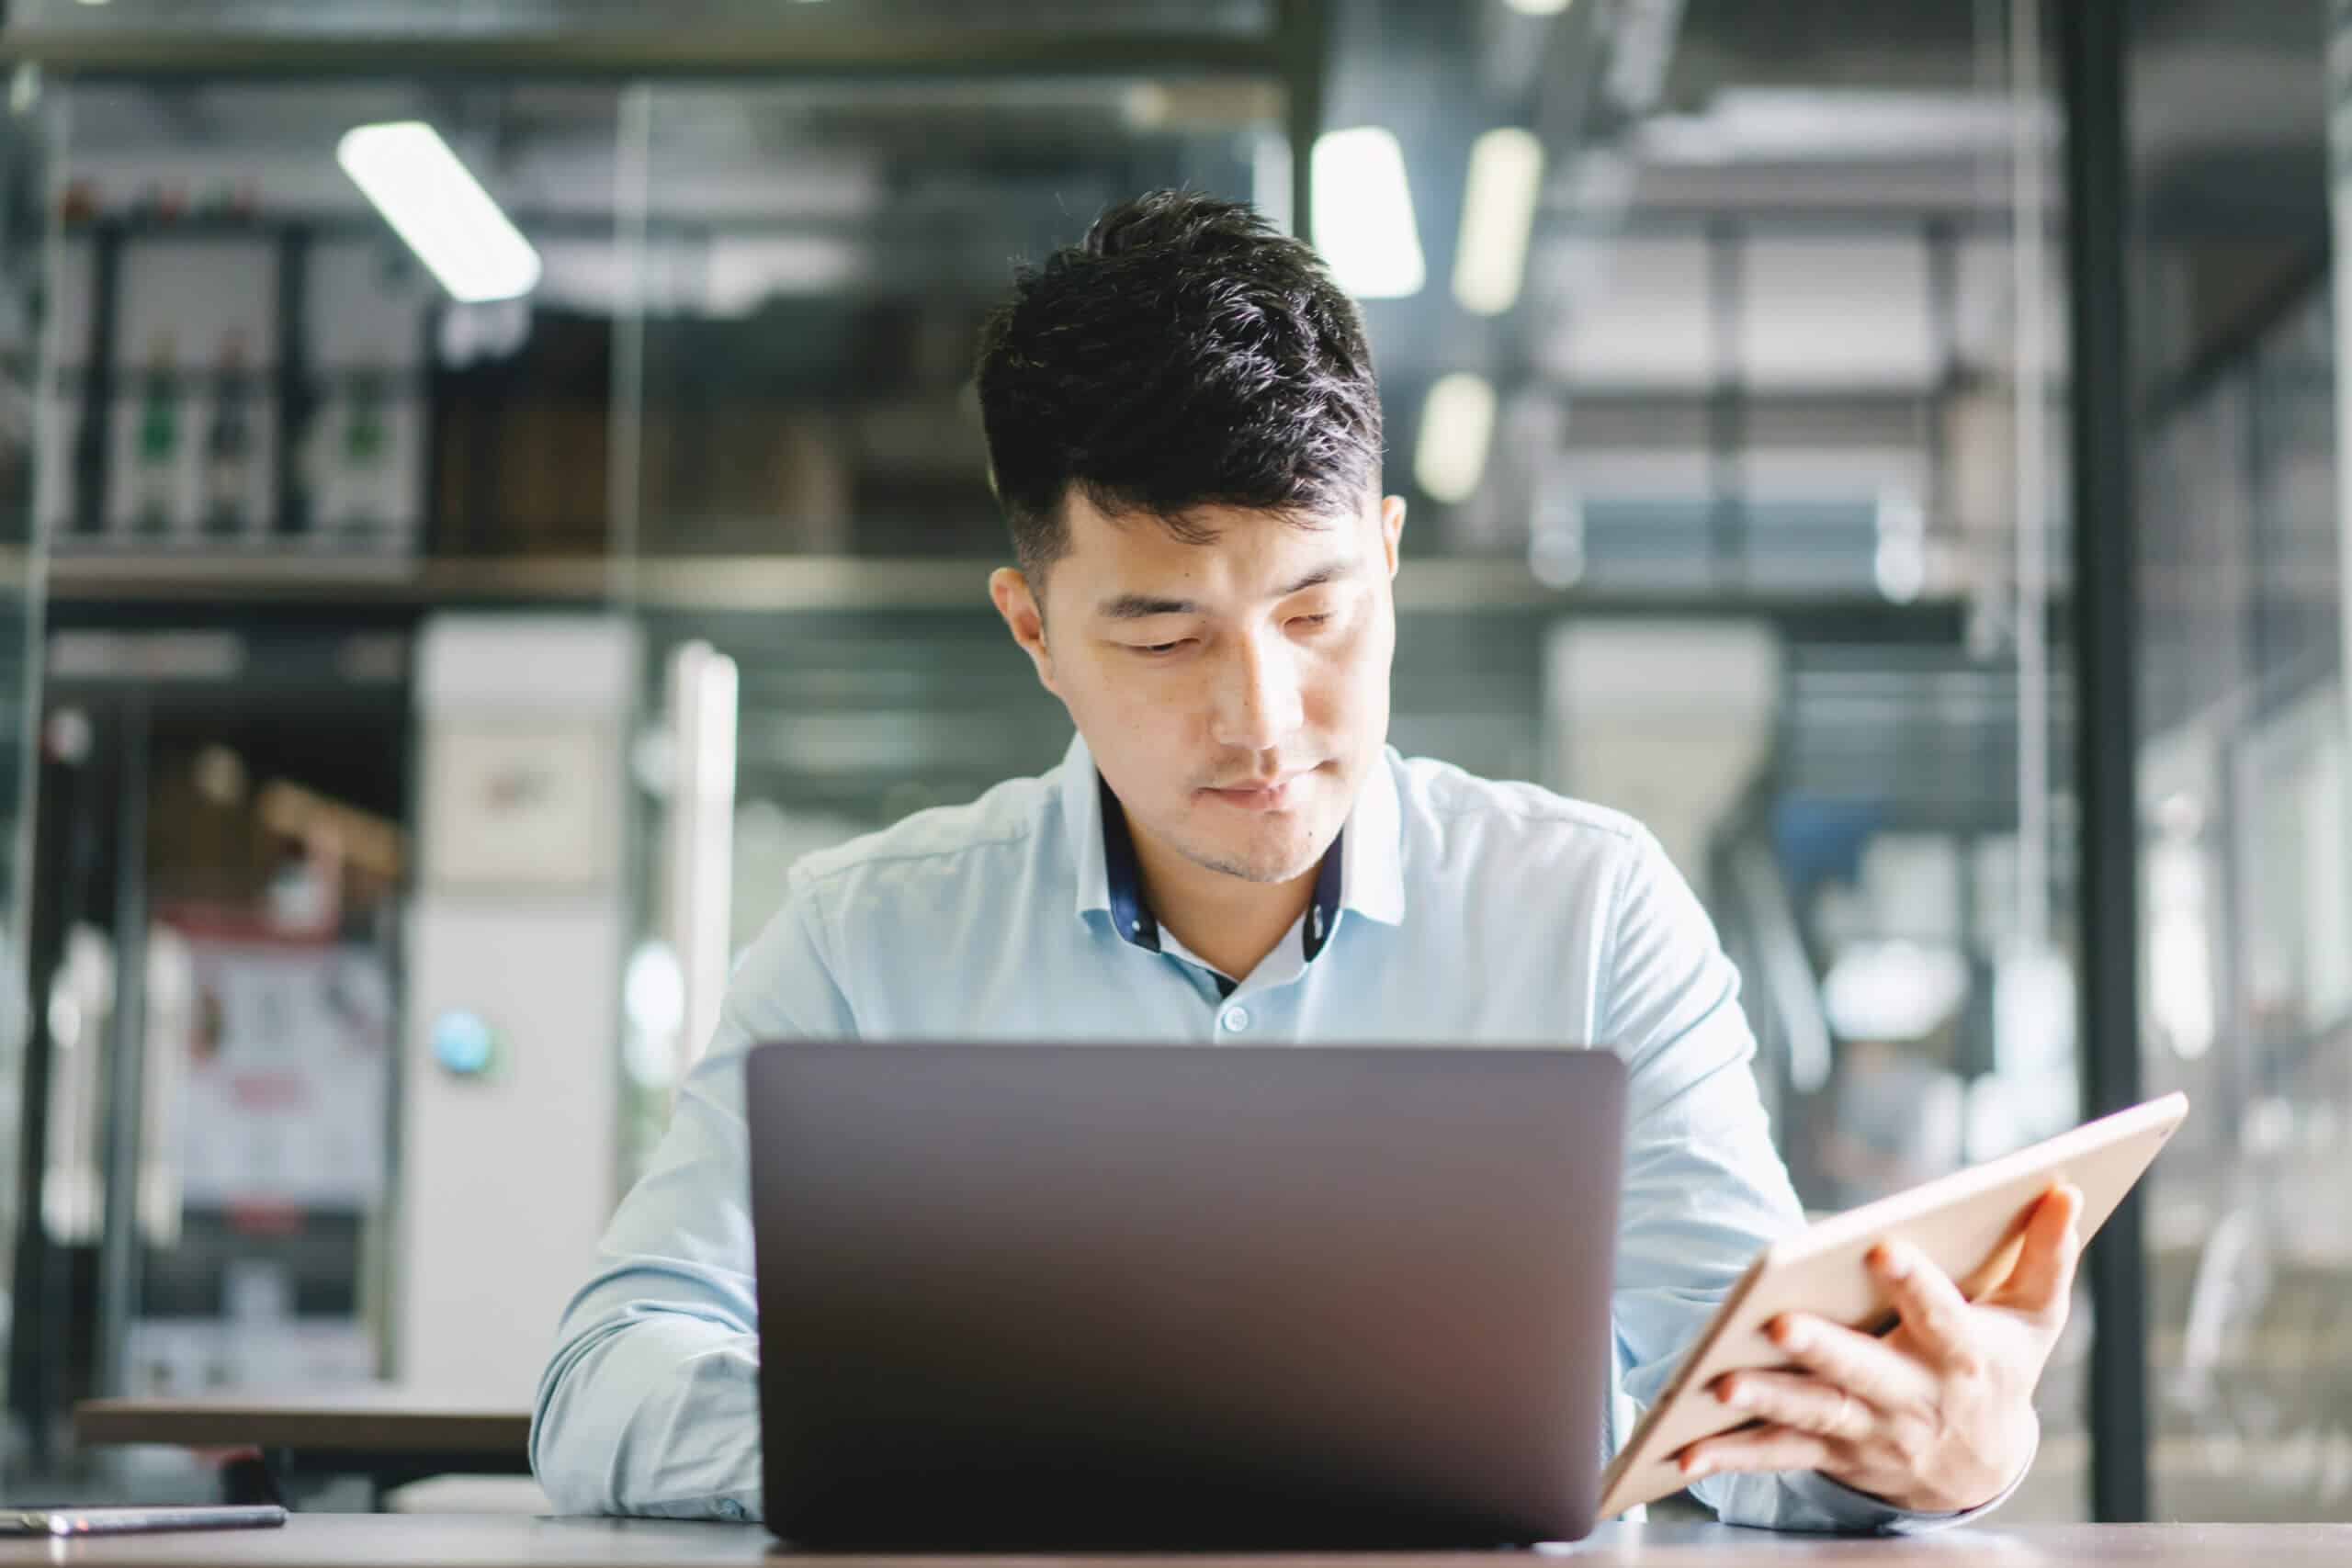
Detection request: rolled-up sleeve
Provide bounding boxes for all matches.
[1600,829,2018,1534]
[531,876,854,1520]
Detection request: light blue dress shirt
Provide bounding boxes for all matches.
[533,735,2024,1533]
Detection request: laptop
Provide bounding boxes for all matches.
[744,1042,1626,1550]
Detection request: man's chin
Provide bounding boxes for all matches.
[1190,852,1317,886]
[1172,820,1337,886]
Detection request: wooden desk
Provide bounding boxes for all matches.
[73,1391,530,1458]
[2,1516,2348,1566]
[72,1392,532,1505]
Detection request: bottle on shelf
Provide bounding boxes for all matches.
[132,332,179,536]
[202,331,254,538]
[338,367,389,537]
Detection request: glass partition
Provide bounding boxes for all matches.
[2130,0,2351,1518]
[0,71,53,1483]
[7,73,628,1483]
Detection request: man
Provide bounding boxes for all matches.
[532,190,2081,1532]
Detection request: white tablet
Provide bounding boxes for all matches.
[1598,1090,2190,1520]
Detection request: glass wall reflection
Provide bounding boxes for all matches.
[2135,0,2352,1517]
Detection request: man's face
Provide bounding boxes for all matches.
[992,490,1407,886]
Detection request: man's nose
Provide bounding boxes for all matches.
[1209,632,1304,753]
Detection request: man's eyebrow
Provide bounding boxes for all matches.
[1275,558,1357,596]
[1097,592,1198,620]
[1092,558,1359,622]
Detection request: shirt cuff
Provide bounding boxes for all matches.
[1777,1428,2038,1535]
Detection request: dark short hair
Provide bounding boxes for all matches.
[973,189,1385,588]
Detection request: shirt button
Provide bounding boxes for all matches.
[1220,1005,1250,1033]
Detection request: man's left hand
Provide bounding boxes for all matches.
[1673,1181,2086,1514]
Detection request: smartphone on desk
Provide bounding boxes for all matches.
[0,1504,288,1537]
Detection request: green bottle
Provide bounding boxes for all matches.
[133,333,178,535]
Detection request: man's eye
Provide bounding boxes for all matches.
[1291,614,1333,632]
[1133,639,1190,657]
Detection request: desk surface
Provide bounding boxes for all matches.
[2,1516,2348,1567]
[72,1393,531,1455]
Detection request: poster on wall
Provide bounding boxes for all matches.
[174,933,392,1211]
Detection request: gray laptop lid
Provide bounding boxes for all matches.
[746,1043,1625,1550]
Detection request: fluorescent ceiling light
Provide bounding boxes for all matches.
[1453,127,1545,316]
[1504,0,1574,14]
[336,121,542,304]
[1640,89,2050,165]
[1311,127,1425,299]
[1414,373,1497,504]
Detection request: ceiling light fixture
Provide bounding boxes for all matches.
[1414,373,1498,503]
[1311,126,1426,299]
[1453,126,1545,315]
[337,121,542,304]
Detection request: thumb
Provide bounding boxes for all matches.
[1998,1183,2085,1321]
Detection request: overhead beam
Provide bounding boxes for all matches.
[0,27,1287,80]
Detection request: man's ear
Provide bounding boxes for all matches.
[1378,493,1407,579]
[989,567,1060,697]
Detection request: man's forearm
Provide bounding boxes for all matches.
[533,1306,765,1519]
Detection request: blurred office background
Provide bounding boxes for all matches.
[0,0,2339,1527]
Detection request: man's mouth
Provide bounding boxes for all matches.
[1202,766,1316,810]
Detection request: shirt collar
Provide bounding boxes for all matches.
[1064,731,1114,924]
[1061,732,1408,949]
[1099,769,1163,952]
[1339,738,1408,928]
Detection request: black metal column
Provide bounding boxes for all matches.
[70,221,121,537]
[2058,0,2150,1525]
[1283,0,1327,245]
[274,225,313,537]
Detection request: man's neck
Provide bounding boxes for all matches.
[1127,822,1318,984]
